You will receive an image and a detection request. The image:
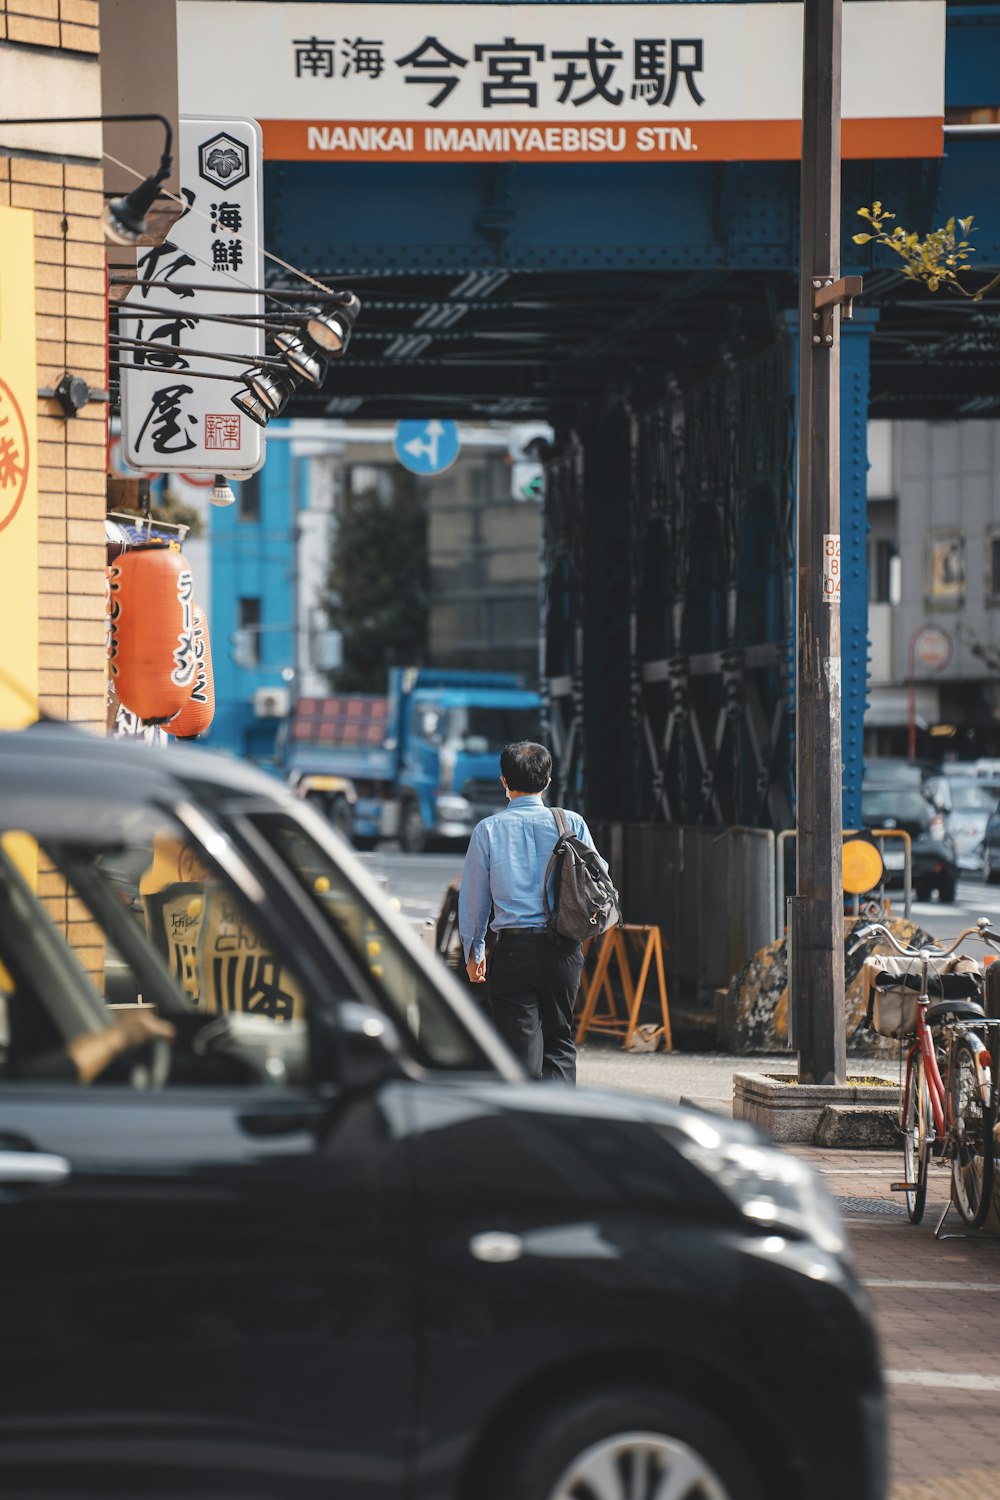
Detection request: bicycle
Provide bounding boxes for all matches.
[851,917,1000,1231]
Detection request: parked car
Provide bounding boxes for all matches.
[861,757,932,787]
[860,783,959,902]
[923,775,1000,875]
[980,802,1000,884]
[0,725,886,1500]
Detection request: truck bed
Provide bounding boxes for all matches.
[285,695,394,781]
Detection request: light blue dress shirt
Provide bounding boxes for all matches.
[458,795,600,963]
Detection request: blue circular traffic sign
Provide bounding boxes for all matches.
[394,419,460,476]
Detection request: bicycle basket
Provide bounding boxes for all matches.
[864,958,982,1039]
[870,977,919,1038]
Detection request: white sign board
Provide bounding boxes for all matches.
[178,2,944,164]
[120,115,265,475]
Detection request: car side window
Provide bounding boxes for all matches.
[0,819,314,1090]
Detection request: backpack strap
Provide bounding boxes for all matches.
[542,808,571,928]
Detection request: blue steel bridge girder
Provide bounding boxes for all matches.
[268,157,957,278]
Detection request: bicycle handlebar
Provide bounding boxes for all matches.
[847,916,1000,961]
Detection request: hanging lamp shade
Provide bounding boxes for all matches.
[167,605,215,740]
[107,544,198,724]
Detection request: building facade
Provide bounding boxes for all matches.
[867,417,1000,761]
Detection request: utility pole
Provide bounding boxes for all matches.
[791,0,861,1085]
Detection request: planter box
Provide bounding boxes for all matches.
[733,1071,899,1144]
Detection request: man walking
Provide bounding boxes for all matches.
[458,741,607,1083]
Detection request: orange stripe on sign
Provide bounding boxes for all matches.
[262,117,944,164]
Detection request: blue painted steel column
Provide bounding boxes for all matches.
[840,309,878,830]
[784,308,877,830]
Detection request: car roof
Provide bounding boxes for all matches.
[0,723,293,823]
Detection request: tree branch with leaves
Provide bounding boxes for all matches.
[853,201,1000,300]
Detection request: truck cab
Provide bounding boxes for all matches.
[391,669,542,852]
[284,671,542,851]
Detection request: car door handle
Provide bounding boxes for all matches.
[0,1150,71,1188]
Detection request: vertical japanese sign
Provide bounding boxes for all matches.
[0,205,39,731]
[120,116,265,475]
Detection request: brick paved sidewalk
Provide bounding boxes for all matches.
[792,1147,1000,1500]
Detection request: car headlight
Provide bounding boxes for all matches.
[669,1114,847,1257]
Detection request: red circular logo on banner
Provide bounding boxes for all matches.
[0,377,29,534]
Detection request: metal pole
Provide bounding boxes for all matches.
[907,629,917,761]
[793,0,847,1086]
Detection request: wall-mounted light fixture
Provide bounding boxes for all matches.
[210,476,237,507]
[0,114,173,245]
[36,372,109,419]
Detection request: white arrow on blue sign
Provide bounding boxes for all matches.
[394,419,461,476]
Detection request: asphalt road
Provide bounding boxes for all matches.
[902,872,1000,948]
[357,848,465,932]
[359,846,1000,952]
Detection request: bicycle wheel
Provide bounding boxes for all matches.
[949,1035,996,1230]
[902,1053,930,1224]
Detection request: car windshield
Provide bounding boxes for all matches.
[246,812,493,1072]
[446,706,540,753]
[861,791,931,826]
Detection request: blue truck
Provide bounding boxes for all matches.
[285,668,543,850]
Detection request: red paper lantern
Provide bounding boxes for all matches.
[107,544,197,724]
[168,604,215,740]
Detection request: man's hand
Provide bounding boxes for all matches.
[67,1010,176,1085]
[466,956,487,984]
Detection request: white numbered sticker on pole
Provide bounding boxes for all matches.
[823,534,841,604]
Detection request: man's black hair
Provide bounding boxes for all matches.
[500,741,552,794]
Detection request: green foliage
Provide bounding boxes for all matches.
[323,469,428,692]
[151,493,203,538]
[853,201,1000,300]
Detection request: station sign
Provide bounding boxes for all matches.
[178,2,945,164]
[120,116,265,476]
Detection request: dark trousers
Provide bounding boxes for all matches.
[488,933,583,1083]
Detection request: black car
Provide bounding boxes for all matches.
[0,725,886,1500]
[860,783,959,902]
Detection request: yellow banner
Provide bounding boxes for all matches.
[0,204,38,731]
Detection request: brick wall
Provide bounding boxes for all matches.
[0,0,106,733]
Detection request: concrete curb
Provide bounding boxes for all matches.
[815,1103,899,1148]
[733,1070,900,1144]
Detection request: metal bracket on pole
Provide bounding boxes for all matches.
[811,276,864,345]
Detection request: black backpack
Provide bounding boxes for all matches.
[543,808,621,943]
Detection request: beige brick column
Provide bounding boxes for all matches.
[0,0,106,732]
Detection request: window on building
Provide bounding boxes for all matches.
[872,539,901,605]
[238,597,261,666]
[239,473,261,523]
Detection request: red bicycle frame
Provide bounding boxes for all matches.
[904,995,948,1139]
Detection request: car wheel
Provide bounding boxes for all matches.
[915,881,932,902]
[399,799,426,854]
[937,874,957,904]
[987,851,1000,886]
[481,1386,764,1500]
